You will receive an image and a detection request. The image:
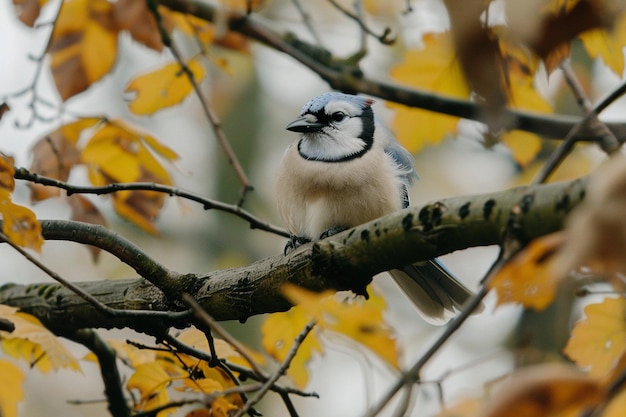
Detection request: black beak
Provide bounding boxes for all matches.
[286,116,325,133]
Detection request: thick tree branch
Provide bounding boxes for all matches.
[0,178,586,334]
[159,0,626,142]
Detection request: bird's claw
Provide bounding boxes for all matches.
[284,235,311,255]
[320,225,348,239]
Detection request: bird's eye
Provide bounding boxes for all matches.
[331,111,346,122]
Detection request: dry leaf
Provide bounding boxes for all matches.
[48,0,119,100]
[0,189,44,252]
[483,363,603,417]
[0,359,24,417]
[564,297,626,378]
[113,0,163,51]
[553,155,626,280]
[67,194,106,260]
[128,361,176,417]
[13,0,49,27]
[0,305,80,372]
[489,232,565,311]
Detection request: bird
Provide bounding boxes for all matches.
[276,92,475,324]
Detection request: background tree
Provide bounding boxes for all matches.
[1,0,626,416]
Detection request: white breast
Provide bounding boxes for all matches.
[276,140,405,240]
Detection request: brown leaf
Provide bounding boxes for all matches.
[29,130,81,202]
[12,0,48,27]
[67,194,106,261]
[443,0,506,125]
[47,0,119,100]
[0,103,10,121]
[113,0,163,51]
[483,363,604,417]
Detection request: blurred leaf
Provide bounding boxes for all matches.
[0,103,10,121]
[261,300,323,388]
[564,297,626,378]
[211,396,240,417]
[580,12,626,76]
[389,31,470,152]
[29,120,93,201]
[482,363,603,417]
[126,60,206,115]
[82,121,177,234]
[500,130,543,167]
[0,189,43,252]
[489,233,565,311]
[12,0,49,26]
[552,155,626,280]
[283,285,400,371]
[436,397,482,417]
[84,339,156,367]
[0,305,80,372]
[48,0,118,100]
[113,0,163,51]
[185,409,211,417]
[0,154,16,192]
[0,359,24,417]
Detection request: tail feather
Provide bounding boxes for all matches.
[389,259,479,324]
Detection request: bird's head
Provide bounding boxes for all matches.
[287,92,376,162]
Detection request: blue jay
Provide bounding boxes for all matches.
[276,92,474,323]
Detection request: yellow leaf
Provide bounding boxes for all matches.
[84,339,156,367]
[564,297,626,378]
[482,363,603,417]
[0,154,16,192]
[48,0,118,100]
[489,233,565,311]
[500,130,542,167]
[81,121,177,234]
[261,304,323,388]
[176,328,265,369]
[389,32,470,153]
[126,60,206,115]
[283,285,401,370]
[0,305,80,372]
[580,13,626,77]
[603,387,626,417]
[211,396,240,417]
[128,361,176,417]
[0,359,24,417]
[0,189,44,252]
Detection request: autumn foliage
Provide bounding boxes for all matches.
[2,0,626,416]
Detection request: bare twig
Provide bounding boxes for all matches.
[14,167,289,237]
[148,1,253,205]
[182,293,267,378]
[532,77,626,184]
[234,320,316,417]
[291,0,324,46]
[327,0,395,45]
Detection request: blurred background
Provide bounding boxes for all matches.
[0,0,615,415]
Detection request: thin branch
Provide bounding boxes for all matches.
[158,0,626,143]
[234,320,316,417]
[364,285,489,417]
[148,1,253,206]
[290,0,324,46]
[532,78,626,184]
[14,167,289,237]
[69,329,131,417]
[326,0,395,45]
[182,293,267,378]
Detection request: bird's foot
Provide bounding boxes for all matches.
[284,235,311,255]
[320,225,349,239]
